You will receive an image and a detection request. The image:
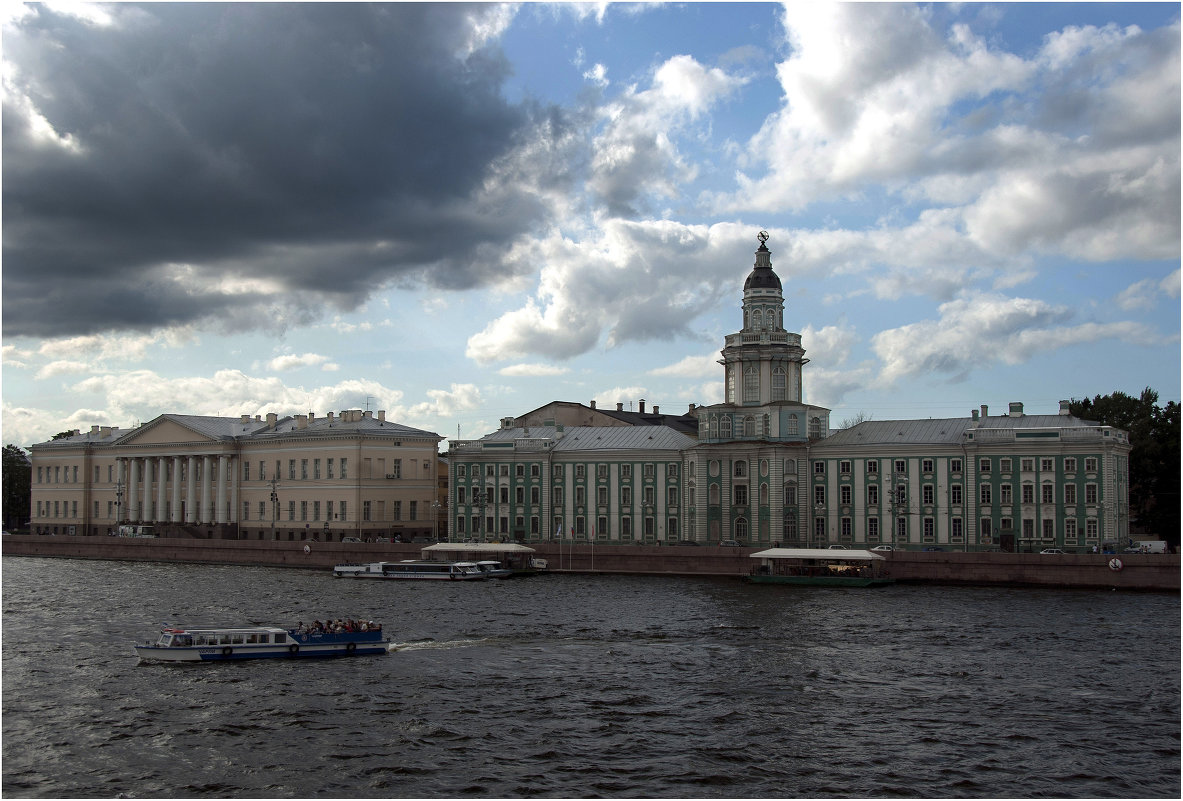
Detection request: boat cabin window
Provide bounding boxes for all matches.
[274,633,286,644]
[231,634,244,644]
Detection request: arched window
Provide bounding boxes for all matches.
[720,416,732,438]
[744,366,759,402]
[727,369,736,404]
[735,517,749,540]
[784,483,796,505]
[772,367,786,401]
[734,460,747,478]
[709,416,718,438]
[743,416,755,436]
[751,308,762,330]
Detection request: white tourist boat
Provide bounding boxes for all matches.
[134,622,389,662]
[332,560,487,580]
[474,560,514,578]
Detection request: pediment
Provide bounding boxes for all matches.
[116,417,221,446]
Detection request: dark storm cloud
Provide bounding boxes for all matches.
[2,3,558,338]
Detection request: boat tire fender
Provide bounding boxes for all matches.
[289,644,299,655]
[346,642,356,653]
[222,647,233,657]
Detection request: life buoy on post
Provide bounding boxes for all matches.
[1108,558,1123,572]
[304,544,311,554]
[222,646,233,657]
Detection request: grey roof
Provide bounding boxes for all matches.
[481,425,696,452]
[552,426,696,452]
[816,414,1104,449]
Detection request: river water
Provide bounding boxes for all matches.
[2,557,1178,799]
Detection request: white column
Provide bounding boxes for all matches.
[171,457,183,522]
[230,457,239,525]
[155,457,167,523]
[128,458,141,522]
[141,458,152,523]
[200,456,212,524]
[216,455,228,524]
[117,459,128,522]
[185,456,197,523]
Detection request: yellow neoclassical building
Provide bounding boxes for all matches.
[29,409,444,542]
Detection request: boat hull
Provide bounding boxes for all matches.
[135,640,389,661]
[747,575,894,587]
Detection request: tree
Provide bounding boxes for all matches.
[1068,388,1180,546]
[840,411,872,429]
[2,444,32,531]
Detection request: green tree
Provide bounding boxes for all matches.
[2,444,32,531]
[1068,388,1180,547]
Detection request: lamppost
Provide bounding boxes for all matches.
[431,500,441,542]
[114,480,125,531]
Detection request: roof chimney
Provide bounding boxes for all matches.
[589,399,596,409]
[653,405,659,414]
[296,414,308,429]
[327,412,334,422]
[617,402,624,412]
[363,410,373,420]
[971,409,979,423]
[378,410,386,422]
[1009,402,1024,417]
[266,413,278,427]
[981,404,988,419]
[240,414,250,424]
[689,403,696,413]
[639,399,646,414]
[1059,400,1071,416]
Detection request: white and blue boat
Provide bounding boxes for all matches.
[332,560,487,580]
[134,623,390,662]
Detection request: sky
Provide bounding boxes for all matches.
[2,1,1179,451]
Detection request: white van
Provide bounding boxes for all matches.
[1133,540,1167,554]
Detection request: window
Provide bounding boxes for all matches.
[644,464,655,478]
[1065,484,1076,504]
[814,462,825,475]
[979,458,991,473]
[362,501,371,522]
[575,465,585,479]
[1086,518,1098,539]
[867,517,879,541]
[1042,519,1054,539]
[596,516,607,537]
[1000,516,1012,532]
[621,464,632,479]
[1064,457,1077,473]
[622,517,632,537]
[951,485,962,504]
[1085,484,1097,504]
[814,518,826,541]
[841,517,852,541]
[840,485,851,505]
[951,518,963,541]
[980,485,992,504]
[340,459,347,479]
[289,460,296,480]
[622,487,632,506]
[922,485,934,505]
[517,487,526,504]
[743,416,755,437]
[785,459,796,474]
[667,518,679,539]
[1085,457,1098,472]
[339,501,346,521]
[784,484,796,505]
[923,518,934,540]
[1021,484,1034,504]
[458,487,467,504]
[531,464,540,477]
[259,501,266,520]
[313,459,321,480]
[553,465,563,479]
[1021,459,1034,472]
[743,365,759,402]
[312,501,320,521]
[575,487,585,506]
[867,485,879,506]
[735,461,747,478]
[457,464,466,478]
[721,417,732,438]
[1065,518,1077,540]
[409,501,417,521]
[814,485,825,506]
[922,459,933,473]
[1000,458,1012,473]
[301,459,308,480]
[500,488,509,504]
[787,416,798,435]
[950,459,962,473]
[300,501,308,521]
[668,463,679,478]
[597,487,608,506]
[1041,458,1054,471]
[734,485,748,505]
[980,518,992,540]
[772,367,786,401]
[389,460,401,479]
[895,460,906,474]
[1000,484,1012,504]
[596,464,608,479]
[840,461,851,474]
[1041,484,1054,503]
[667,487,678,506]
[517,464,526,477]
[243,462,250,481]
[288,500,296,521]
[531,487,540,504]
[867,460,878,474]
[499,465,509,477]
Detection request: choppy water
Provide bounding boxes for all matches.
[2,557,1179,798]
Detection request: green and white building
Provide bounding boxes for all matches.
[447,234,1131,551]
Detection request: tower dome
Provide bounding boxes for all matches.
[743,231,782,291]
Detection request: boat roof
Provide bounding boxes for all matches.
[749,548,885,561]
[422,543,537,553]
[162,626,288,634]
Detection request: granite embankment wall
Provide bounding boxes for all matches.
[3,535,1177,591]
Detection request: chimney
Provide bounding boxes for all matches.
[90,425,99,434]
[639,399,646,414]
[589,400,596,409]
[255,415,261,422]
[296,414,308,430]
[240,414,250,424]
[1059,400,1071,416]
[378,410,386,422]
[100,426,111,437]
[689,403,696,413]
[980,405,988,419]
[971,409,979,423]
[266,413,278,427]
[617,402,624,412]
[308,412,315,421]
[363,410,373,420]
[653,405,660,414]
[327,412,335,422]
[1009,402,1024,417]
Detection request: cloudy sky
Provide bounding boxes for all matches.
[3,2,1179,450]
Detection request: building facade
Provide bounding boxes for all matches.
[29,409,444,542]
[447,233,1131,551]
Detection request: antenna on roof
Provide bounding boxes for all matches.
[365,396,373,411]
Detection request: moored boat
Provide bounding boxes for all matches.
[332,560,487,580]
[134,621,389,661]
[419,543,548,576]
[747,548,894,587]
[475,560,514,578]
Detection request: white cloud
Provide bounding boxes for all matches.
[498,363,571,377]
[649,353,719,378]
[407,383,484,420]
[871,292,1161,384]
[264,353,335,372]
[34,360,91,380]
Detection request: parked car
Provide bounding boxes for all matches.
[718,540,741,547]
[675,540,700,546]
[1040,548,1066,554]
[923,546,944,551]
[341,536,362,543]
[374,537,391,543]
[870,545,894,552]
[827,544,847,550]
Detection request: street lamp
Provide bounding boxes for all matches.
[431,500,441,542]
